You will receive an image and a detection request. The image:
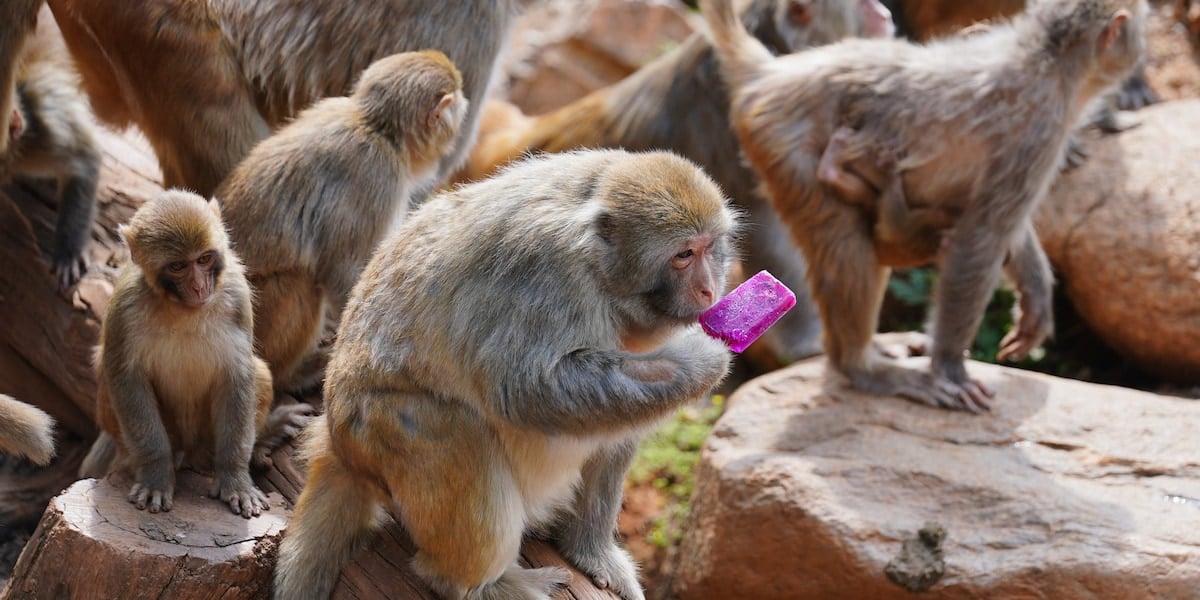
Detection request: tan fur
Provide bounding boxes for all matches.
[0,394,55,465]
[216,51,466,393]
[274,150,736,600]
[86,190,305,517]
[702,0,1146,411]
[46,0,516,198]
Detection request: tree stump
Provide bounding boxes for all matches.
[2,472,288,599]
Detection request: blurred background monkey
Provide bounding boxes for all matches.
[81,190,310,518]
[217,50,467,394]
[274,150,737,600]
[0,394,55,466]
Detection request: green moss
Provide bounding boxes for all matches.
[627,396,726,548]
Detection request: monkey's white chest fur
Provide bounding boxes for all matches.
[496,428,623,528]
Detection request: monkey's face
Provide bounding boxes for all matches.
[650,231,732,322]
[157,249,223,307]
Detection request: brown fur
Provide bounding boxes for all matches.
[703,0,1146,411]
[452,0,895,368]
[45,0,516,197]
[216,50,466,393]
[274,150,736,600]
[83,190,308,517]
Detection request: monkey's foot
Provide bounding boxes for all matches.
[909,374,994,415]
[210,476,270,518]
[562,543,645,600]
[842,362,993,414]
[253,403,317,468]
[482,565,571,600]
[53,254,88,292]
[129,481,174,513]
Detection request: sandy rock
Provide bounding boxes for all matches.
[674,358,1200,599]
[502,0,697,114]
[1036,99,1200,383]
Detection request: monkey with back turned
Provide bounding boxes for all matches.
[274,149,737,600]
[216,50,467,394]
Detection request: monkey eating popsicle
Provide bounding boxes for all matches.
[700,270,796,353]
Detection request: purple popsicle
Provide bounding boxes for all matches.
[699,270,796,353]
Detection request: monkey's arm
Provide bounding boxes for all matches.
[996,221,1054,362]
[496,328,730,434]
[104,344,176,513]
[210,350,270,518]
[51,149,100,290]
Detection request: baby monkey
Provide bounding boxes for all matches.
[217,50,466,394]
[82,190,310,518]
[817,126,956,267]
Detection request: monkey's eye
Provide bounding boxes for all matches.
[675,249,694,260]
[167,261,188,274]
[196,252,215,266]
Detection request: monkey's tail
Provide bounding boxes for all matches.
[699,0,773,91]
[0,394,55,466]
[274,415,382,600]
[80,431,117,478]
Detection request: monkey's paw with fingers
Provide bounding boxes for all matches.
[53,254,88,292]
[910,371,994,415]
[997,299,1053,364]
[211,474,270,518]
[252,403,317,468]
[129,480,174,513]
[563,544,645,600]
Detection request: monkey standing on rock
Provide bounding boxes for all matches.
[217,50,466,394]
[274,150,737,600]
[80,190,311,518]
[702,0,1146,412]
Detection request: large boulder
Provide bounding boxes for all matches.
[1036,99,1200,383]
[674,358,1200,599]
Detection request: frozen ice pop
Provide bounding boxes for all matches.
[699,270,796,353]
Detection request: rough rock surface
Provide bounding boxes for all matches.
[674,358,1200,599]
[1037,99,1200,383]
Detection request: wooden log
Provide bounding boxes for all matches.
[2,472,289,599]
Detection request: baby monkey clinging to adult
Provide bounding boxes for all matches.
[217,49,466,395]
[82,190,311,518]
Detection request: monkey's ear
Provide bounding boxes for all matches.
[118,224,141,264]
[207,196,223,219]
[1097,10,1129,55]
[785,0,813,27]
[428,93,455,128]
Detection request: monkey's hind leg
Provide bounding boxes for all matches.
[250,357,314,468]
[273,416,383,600]
[554,439,644,600]
[250,272,324,394]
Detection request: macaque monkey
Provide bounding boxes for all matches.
[82,190,311,518]
[45,0,517,198]
[0,0,39,155]
[702,0,1145,412]
[3,8,101,290]
[455,0,896,368]
[216,50,466,393]
[274,150,736,600]
[0,394,55,465]
[817,126,956,267]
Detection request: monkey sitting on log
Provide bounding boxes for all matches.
[274,150,737,600]
[455,0,898,369]
[81,190,312,518]
[702,0,1146,412]
[2,5,101,291]
[217,50,466,395]
[0,394,55,465]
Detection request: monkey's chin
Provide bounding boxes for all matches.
[176,295,213,309]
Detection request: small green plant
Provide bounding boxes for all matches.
[627,396,726,548]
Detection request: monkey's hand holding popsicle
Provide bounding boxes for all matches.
[700,270,796,353]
